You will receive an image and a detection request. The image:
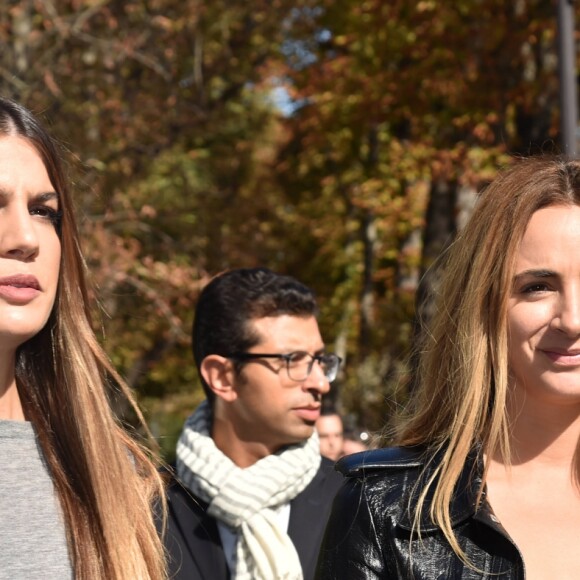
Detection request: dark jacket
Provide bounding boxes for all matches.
[316,447,524,579]
[164,456,343,580]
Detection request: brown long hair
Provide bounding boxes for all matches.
[1,97,166,579]
[394,156,580,558]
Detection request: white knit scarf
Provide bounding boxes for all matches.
[176,401,321,580]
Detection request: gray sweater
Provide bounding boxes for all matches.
[0,420,72,579]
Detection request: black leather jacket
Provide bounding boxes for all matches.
[316,447,525,579]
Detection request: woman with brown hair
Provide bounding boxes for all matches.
[0,96,166,579]
[317,157,580,579]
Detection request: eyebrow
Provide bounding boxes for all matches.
[278,346,326,355]
[35,191,60,205]
[513,269,557,282]
[0,189,59,203]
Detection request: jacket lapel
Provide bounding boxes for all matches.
[288,461,341,579]
[167,482,230,580]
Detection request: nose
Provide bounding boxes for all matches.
[0,206,39,260]
[552,288,580,337]
[302,360,331,395]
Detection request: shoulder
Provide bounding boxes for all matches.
[336,446,426,478]
[334,446,483,532]
[296,456,344,503]
[318,455,345,485]
[329,447,436,532]
[316,449,426,578]
[163,475,226,580]
[164,469,208,526]
[318,447,426,531]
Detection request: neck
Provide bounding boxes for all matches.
[212,416,276,468]
[0,351,24,421]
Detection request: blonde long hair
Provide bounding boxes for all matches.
[1,98,166,578]
[394,156,580,558]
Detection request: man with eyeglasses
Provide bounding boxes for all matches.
[164,268,344,580]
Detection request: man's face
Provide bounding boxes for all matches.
[316,414,344,461]
[226,314,331,453]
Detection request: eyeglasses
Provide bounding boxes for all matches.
[227,351,342,383]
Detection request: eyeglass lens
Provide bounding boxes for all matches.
[286,353,339,382]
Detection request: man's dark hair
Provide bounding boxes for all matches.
[193,268,319,403]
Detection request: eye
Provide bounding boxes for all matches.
[30,204,62,226]
[287,351,310,366]
[521,283,550,294]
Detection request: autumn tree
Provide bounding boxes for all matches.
[0,0,304,454]
[274,0,562,432]
[0,0,572,455]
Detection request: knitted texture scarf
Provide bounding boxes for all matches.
[176,400,321,580]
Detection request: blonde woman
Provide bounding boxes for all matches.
[0,97,166,579]
[317,157,580,579]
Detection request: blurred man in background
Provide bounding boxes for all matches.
[315,410,344,461]
[316,410,369,460]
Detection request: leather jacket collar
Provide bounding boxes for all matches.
[336,445,486,532]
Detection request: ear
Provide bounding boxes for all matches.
[200,355,238,402]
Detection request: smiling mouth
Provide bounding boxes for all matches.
[542,350,580,366]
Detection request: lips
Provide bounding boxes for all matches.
[293,405,321,423]
[0,274,41,303]
[542,348,580,366]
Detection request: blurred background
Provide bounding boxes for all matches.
[1,0,575,460]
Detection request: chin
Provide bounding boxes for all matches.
[0,325,48,349]
[275,429,312,448]
[292,426,315,443]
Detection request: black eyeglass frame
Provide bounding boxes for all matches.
[226,351,342,383]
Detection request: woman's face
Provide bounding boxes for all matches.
[508,204,580,406]
[0,135,61,352]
